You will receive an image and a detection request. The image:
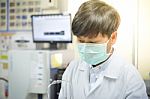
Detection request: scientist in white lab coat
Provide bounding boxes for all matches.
[59,0,148,99]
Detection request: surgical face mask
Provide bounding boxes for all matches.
[77,41,111,65]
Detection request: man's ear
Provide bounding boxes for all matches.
[110,31,117,45]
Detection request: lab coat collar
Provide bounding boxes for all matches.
[103,50,121,79]
[78,49,121,79]
[78,60,90,71]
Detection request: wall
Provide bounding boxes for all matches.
[138,0,150,80]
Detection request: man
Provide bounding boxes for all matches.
[58,0,148,99]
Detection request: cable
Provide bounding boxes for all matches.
[0,77,8,82]
[47,80,62,99]
[0,77,9,97]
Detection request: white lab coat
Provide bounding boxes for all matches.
[58,52,148,99]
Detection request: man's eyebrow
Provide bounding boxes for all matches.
[77,36,85,40]
[79,38,84,41]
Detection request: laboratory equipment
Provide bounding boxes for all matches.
[8,50,50,99]
[11,32,36,50]
[31,13,72,50]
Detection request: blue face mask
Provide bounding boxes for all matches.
[77,41,111,65]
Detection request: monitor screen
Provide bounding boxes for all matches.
[31,14,72,43]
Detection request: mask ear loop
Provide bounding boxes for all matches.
[108,47,113,55]
[106,38,113,55]
[108,31,117,53]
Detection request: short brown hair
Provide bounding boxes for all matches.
[72,0,120,38]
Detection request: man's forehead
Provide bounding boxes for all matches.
[77,33,107,39]
[77,34,108,42]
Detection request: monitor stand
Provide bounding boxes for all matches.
[50,42,58,50]
[35,43,67,50]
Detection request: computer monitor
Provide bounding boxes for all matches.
[31,14,72,43]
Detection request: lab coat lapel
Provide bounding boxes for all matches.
[87,75,104,96]
[78,61,90,96]
[83,68,90,96]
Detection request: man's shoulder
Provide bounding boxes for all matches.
[112,53,143,82]
[110,52,135,70]
[61,59,83,79]
[66,59,82,70]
